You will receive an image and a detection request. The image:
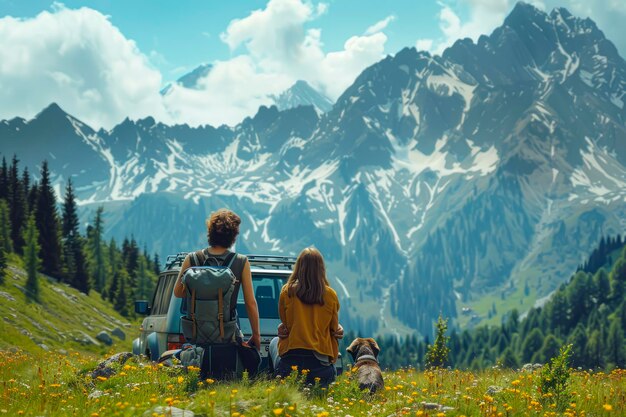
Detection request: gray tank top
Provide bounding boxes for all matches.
[190,248,247,284]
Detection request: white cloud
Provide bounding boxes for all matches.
[162,56,289,127]
[0,0,392,128]
[419,0,626,58]
[419,0,510,55]
[416,38,434,52]
[0,5,167,129]
[164,0,388,124]
[365,15,396,35]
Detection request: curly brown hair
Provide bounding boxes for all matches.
[206,209,241,248]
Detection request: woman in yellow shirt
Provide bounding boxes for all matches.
[269,247,342,387]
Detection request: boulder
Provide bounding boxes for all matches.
[486,385,503,395]
[38,344,50,352]
[144,406,196,417]
[521,363,543,372]
[96,331,113,346]
[112,327,126,341]
[90,352,133,379]
[74,331,100,346]
[88,390,108,399]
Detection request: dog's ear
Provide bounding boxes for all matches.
[368,339,381,357]
[346,338,360,360]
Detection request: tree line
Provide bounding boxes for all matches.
[343,235,626,371]
[0,155,159,316]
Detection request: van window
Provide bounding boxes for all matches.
[151,274,177,315]
[237,275,285,319]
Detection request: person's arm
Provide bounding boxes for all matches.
[240,259,261,349]
[330,293,339,341]
[277,288,288,338]
[333,324,344,340]
[173,256,192,298]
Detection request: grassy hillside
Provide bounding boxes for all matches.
[0,254,134,355]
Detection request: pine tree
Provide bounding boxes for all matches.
[567,324,588,368]
[606,318,626,369]
[500,347,520,369]
[153,253,160,275]
[8,156,27,253]
[0,199,11,286]
[135,255,154,301]
[87,206,106,294]
[586,329,604,369]
[0,199,13,254]
[21,167,30,212]
[23,215,41,302]
[108,270,120,303]
[425,315,450,368]
[35,161,63,278]
[610,258,626,306]
[0,157,8,200]
[123,236,139,285]
[522,328,544,363]
[62,178,89,293]
[28,182,38,213]
[114,272,129,317]
[0,244,5,285]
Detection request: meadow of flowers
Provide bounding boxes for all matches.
[0,349,624,417]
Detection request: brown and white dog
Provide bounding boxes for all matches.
[346,337,384,393]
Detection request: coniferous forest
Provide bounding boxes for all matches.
[0,154,159,316]
[345,235,626,371]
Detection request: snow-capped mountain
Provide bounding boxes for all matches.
[161,66,334,114]
[271,80,334,113]
[1,2,625,336]
[160,64,213,95]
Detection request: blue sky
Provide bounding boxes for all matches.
[0,0,446,79]
[0,0,624,128]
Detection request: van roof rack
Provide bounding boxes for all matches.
[164,252,189,270]
[163,252,296,271]
[247,254,297,270]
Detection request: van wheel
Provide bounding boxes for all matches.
[145,349,151,360]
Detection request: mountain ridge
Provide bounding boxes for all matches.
[1,2,625,336]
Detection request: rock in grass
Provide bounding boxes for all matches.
[74,331,100,346]
[90,352,133,379]
[112,327,126,340]
[486,385,503,395]
[96,331,113,345]
[88,390,108,399]
[0,291,15,301]
[144,406,196,416]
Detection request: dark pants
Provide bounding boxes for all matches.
[269,338,336,387]
[198,344,260,380]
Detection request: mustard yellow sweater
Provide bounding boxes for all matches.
[277,284,340,362]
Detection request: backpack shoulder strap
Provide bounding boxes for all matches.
[224,252,236,269]
[228,253,242,320]
[188,251,201,267]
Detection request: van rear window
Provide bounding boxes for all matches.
[151,274,177,315]
[237,275,285,319]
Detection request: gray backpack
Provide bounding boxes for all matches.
[180,250,243,346]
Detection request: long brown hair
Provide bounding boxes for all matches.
[287,247,330,305]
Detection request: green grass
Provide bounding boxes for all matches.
[1,348,624,417]
[0,254,135,356]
